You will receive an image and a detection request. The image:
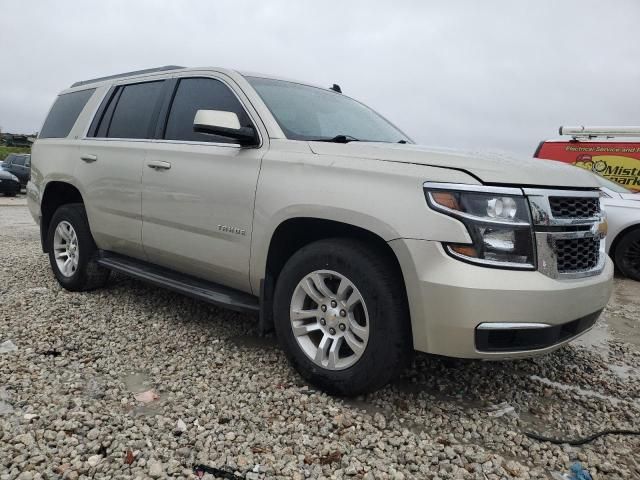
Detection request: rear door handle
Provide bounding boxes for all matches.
[80,154,97,163]
[146,160,171,170]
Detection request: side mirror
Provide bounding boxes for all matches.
[193,110,258,146]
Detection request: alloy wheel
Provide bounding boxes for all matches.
[53,220,79,277]
[289,269,369,370]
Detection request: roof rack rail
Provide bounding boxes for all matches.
[71,65,186,88]
[559,125,640,139]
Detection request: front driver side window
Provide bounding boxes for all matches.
[164,78,253,144]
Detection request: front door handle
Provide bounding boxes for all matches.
[146,160,171,170]
[80,154,97,163]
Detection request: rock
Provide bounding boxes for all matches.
[15,433,35,447]
[87,455,102,467]
[176,419,187,433]
[148,459,164,478]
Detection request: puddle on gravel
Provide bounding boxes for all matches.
[120,372,164,416]
[574,278,640,353]
[529,375,640,407]
[608,364,639,381]
[121,372,154,393]
[574,312,640,353]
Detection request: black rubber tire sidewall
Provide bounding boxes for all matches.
[273,238,411,396]
[47,203,109,291]
[614,228,640,281]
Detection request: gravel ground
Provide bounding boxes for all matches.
[1,203,639,480]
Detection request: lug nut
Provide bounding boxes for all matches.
[321,304,327,312]
[339,323,346,331]
[320,318,326,326]
[340,309,346,317]
[331,300,337,308]
[329,328,336,335]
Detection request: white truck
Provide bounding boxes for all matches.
[28,66,613,395]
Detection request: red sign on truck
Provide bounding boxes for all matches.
[535,132,640,192]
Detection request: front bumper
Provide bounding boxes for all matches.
[389,239,614,359]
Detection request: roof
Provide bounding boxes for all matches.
[70,65,186,88]
[68,65,331,93]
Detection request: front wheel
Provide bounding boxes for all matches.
[614,228,640,281]
[47,203,110,291]
[273,238,412,396]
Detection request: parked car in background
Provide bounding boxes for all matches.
[1,153,31,187]
[595,174,640,281]
[28,66,613,395]
[0,169,20,196]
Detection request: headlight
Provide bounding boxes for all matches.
[424,182,536,269]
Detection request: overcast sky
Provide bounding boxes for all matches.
[1,1,639,155]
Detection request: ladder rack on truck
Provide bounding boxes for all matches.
[559,126,640,139]
[534,126,640,192]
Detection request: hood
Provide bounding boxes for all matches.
[308,142,600,188]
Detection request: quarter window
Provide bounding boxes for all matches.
[164,78,252,143]
[107,81,164,139]
[39,88,95,139]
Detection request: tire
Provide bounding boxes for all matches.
[273,238,412,396]
[4,186,18,197]
[47,203,110,291]
[613,228,640,281]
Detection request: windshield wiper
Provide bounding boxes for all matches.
[313,135,360,143]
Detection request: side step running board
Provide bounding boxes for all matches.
[96,251,259,314]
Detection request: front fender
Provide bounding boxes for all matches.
[249,146,479,291]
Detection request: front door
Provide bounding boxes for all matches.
[141,76,266,293]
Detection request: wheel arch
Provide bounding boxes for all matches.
[258,216,410,336]
[40,181,84,252]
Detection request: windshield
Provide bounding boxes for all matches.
[593,173,633,193]
[246,77,411,143]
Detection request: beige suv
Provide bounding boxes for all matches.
[28,66,613,395]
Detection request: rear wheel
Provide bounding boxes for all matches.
[614,228,640,281]
[47,203,110,291]
[273,238,412,396]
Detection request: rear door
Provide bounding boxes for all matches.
[141,75,266,292]
[76,80,166,259]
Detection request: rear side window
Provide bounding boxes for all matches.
[164,78,252,143]
[39,88,95,139]
[12,156,26,166]
[106,81,163,139]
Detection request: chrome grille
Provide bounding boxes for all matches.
[525,188,605,279]
[549,196,600,219]
[555,237,600,273]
